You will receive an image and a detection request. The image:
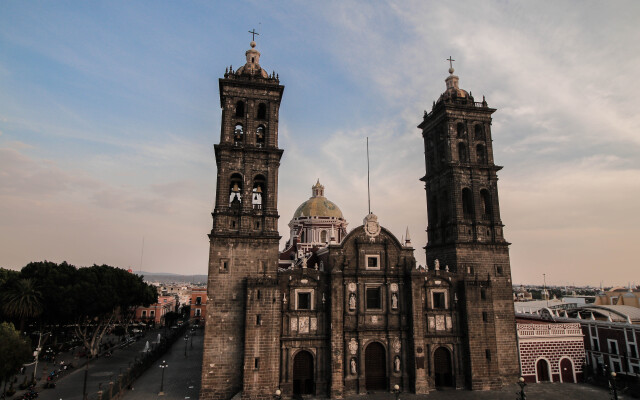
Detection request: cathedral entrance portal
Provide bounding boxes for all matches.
[433,347,453,387]
[365,342,387,391]
[293,350,314,396]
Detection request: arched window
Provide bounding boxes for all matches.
[476,144,486,164]
[235,101,245,118]
[257,103,267,119]
[462,188,474,219]
[480,189,492,217]
[256,125,265,148]
[456,122,465,137]
[234,124,244,145]
[321,230,328,243]
[252,175,266,210]
[457,142,468,162]
[229,173,243,207]
[474,124,484,140]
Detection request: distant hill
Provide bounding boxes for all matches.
[135,272,208,285]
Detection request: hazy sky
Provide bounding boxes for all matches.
[1,1,639,286]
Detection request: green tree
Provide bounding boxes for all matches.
[0,322,31,397]
[0,278,43,332]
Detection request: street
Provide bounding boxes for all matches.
[120,328,203,400]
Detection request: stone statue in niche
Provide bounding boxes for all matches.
[349,293,356,310]
[394,356,401,372]
[350,358,357,375]
[391,293,398,309]
[434,259,440,271]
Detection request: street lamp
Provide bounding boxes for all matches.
[184,335,189,357]
[274,388,282,400]
[393,384,400,400]
[190,332,194,349]
[609,371,618,400]
[159,360,168,395]
[516,376,527,400]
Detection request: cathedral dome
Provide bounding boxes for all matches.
[293,180,344,219]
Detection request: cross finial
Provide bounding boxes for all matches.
[447,56,455,69]
[248,28,260,41]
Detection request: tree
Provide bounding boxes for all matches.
[0,322,31,397]
[0,278,43,332]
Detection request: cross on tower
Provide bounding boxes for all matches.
[248,29,260,41]
[447,56,455,69]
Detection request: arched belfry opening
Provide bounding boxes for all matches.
[235,100,245,118]
[474,124,484,140]
[252,175,265,210]
[256,125,265,148]
[292,350,314,395]
[480,189,492,217]
[229,173,243,207]
[365,342,387,391]
[458,142,468,162]
[456,122,465,137]
[234,124,244,145]
[257,103,267,119]
[462,188,474,219]
[476,144,486,164]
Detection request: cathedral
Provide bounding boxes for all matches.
[200,41,519,400]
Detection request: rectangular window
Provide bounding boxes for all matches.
[366,287,382,309]
[480,289,486,300]
[433,292,445,309]
[220,259,229,273]
[195,308,201,316]
[142,310,147,317]
[196,296,202,305]
[592,338,600,352]
[609,340,619,355]
[254,358,259,369]
[297,292,311,310]
[482,311,488,322]
[365,255,380,270]
[150,310,155,317]
[256,315,262,325]
[496,265,503,275]
[629,343,638,359]
[485,349,491,361]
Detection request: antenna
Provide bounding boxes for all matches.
[367,137,371,214]
[139,236,145,275]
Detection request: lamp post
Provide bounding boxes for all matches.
[516,376,527,400]
[274,388,282,400]
[159,360,168,395]
[190,332,194,349]
[393,384,400,400]
[609,371,618,400]
[184,335,189,357]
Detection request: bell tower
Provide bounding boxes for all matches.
[201,39,284,400]
[418,63,519,389]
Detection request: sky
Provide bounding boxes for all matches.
[1,1,639,286]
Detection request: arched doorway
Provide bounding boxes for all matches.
[365,342,387,391]
[433,347,453,387]
[293,350,314,395]
[560,358,575,383]
[536,359,551,382]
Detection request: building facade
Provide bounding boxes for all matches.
[135,295,176,325]
[190,287,207,325]
[516,316,585,383]
[200,43,518,399]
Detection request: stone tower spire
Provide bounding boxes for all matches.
[201,40,284,400]
[416,62,519,390]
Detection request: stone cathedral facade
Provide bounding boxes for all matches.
[200,42,519,400]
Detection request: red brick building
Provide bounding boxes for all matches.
[190,287,207,325]
[516,316,586,383]
[135,295,176,325]
[581,318,640,376]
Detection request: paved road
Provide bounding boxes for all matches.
[38,329,167,400]
[120,328,203,399]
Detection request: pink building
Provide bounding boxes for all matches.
[135,295,176,325]
[190,287,207,325]
[517,317,586,383]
